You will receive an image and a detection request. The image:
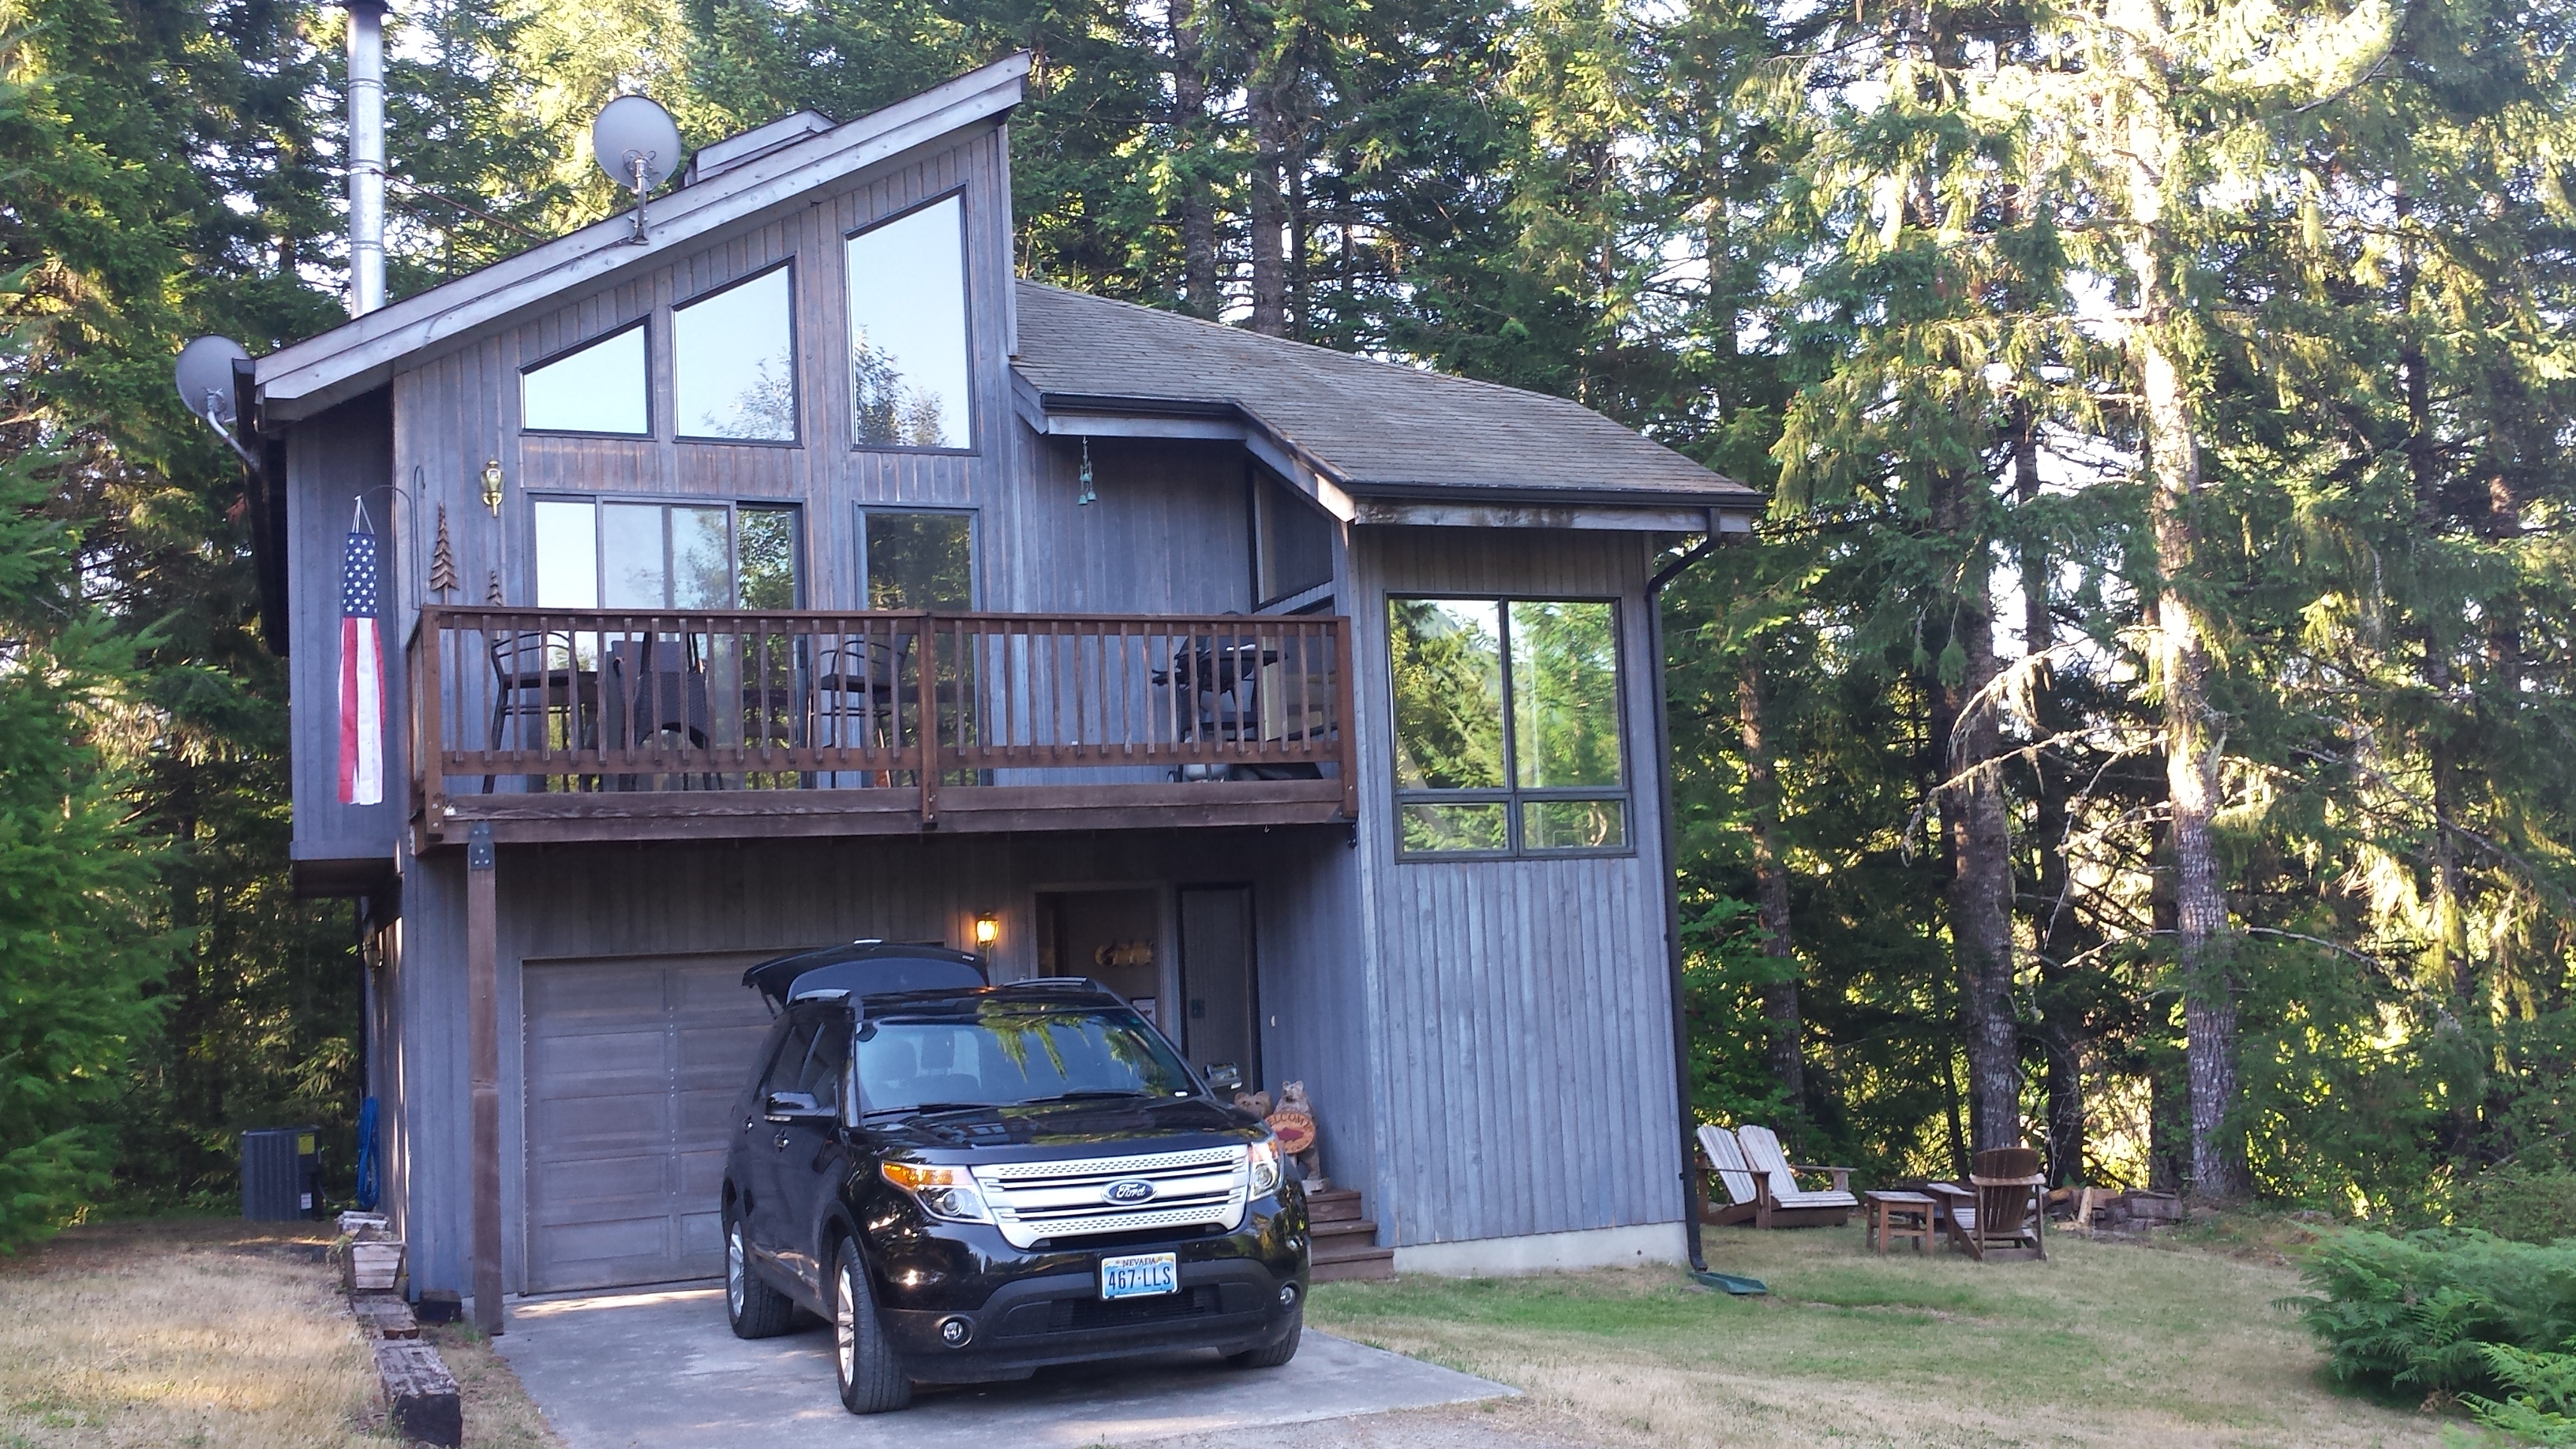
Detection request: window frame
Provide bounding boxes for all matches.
[524,492,806,609]
[842,190,977,457]
[1385,593,1634,862]
[670,259,801,447]
[518,317,653,440]
[856,504,979,612]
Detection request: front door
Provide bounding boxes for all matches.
[1177,886,1258,1091]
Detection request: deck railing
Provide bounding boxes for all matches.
[411,606,1356,828]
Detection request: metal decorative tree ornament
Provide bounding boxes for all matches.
[174,335,257,466]
[591,95,683,245]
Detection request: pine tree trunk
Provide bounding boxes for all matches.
[1930,468,2021,1154]
[1286,152,1309,340]
[1248,84,1287,336]
[2122,30,2243,1199]
[2399,208,2472,1019]
[2147,818,2187,1194]
[2144,347,2239,1200]
[1170,0,1219,318]
[2015,402,2087,1186]
[1736,657,1804,1107]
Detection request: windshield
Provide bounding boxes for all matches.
[855,1003,1196,1114]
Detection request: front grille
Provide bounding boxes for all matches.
[972,1145,1248,1250]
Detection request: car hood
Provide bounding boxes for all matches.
[865,1095,1259,1157]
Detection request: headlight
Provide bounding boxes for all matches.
[882,1162,993,1222]
[1248,1138,1282,1196]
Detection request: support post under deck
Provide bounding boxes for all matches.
[466,822,504,1335]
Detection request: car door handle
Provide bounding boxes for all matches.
[773,1130,792,1151]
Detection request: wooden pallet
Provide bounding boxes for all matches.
[1306,1187,1395,1282]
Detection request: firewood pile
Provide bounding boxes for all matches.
[2069,1188,2188,1234]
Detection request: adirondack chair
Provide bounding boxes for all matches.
[1946,1146,2047,1261]
[1734,1124,1859,1229]
[1696,1125,1764,1227]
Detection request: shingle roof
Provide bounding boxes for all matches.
[1010,282,1755,508]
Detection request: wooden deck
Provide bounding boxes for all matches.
[410,606,1357,846]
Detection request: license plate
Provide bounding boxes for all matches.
[1099,1252,1178,1301]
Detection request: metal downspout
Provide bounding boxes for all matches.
[1647,530,1766,1296]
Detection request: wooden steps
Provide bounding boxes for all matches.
[1305,1187,1395,1282]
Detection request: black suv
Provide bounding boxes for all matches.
[721,942,1310,1413]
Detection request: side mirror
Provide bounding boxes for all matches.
[764,1090,833,1121]
[1205,1063,1243,1094]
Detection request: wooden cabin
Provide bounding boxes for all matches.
[247,54,1758,1304]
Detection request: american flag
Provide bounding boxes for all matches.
[339,521,385,806]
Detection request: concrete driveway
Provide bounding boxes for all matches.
[493,1286,1515,1449]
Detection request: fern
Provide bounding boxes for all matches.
[2294,1232,2576,1401]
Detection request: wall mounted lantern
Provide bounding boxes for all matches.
[972,913,1001,949]
[480,459,504,515]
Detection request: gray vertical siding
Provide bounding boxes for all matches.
[286,391,402,863]
[1345,526,1683,1248]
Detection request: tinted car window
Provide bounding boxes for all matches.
[761,1016,819,1100]
[796,1014,852,1112]
[856,1005,1193,1113]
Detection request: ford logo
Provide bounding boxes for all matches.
[1103,1178,1157,1205]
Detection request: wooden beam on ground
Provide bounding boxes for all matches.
[466,822,502,1335]
[373,1339,462,1447]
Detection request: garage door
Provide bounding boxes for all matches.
[522,956,775,1294]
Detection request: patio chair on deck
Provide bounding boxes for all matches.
[810,632,908,786]
[1733,1124,1859,1228]
[485,629,578,792]
[606,635,715,789]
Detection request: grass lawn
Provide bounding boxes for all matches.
[0,1219,559,1449]
[1306,1221,2488,1449]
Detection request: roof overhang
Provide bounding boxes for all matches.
[1013,374,1758,534]
[254,54,1032,425]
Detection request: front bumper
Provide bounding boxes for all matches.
[868,1198,1309,1382]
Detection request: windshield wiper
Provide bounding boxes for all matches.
[1021,1089,1151,1105]
[865,1101,994,1118]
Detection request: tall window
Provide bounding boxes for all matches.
[673,265,796,441]
[845,197,971,450]
[1388,597,1627,857]
[533,499,800,608]
[522,322,648,436]
[859,510,973,610]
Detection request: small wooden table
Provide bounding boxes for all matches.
[1863,1190,1935,1254]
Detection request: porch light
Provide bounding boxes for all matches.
[972,913,1000,947]
[479,459,504,515]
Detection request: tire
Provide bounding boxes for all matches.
[1226,1305,1302,1369]
[829,1237,912,1414]
[724,1211,796,1340]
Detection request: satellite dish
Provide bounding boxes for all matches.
[591,95,683,193]
[175,335,251,426]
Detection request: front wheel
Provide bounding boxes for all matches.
[725,1211,796,1339]
[830,1237,912,1414]
[1226,1306,1303,1369]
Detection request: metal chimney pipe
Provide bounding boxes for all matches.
[343,0,388,316]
